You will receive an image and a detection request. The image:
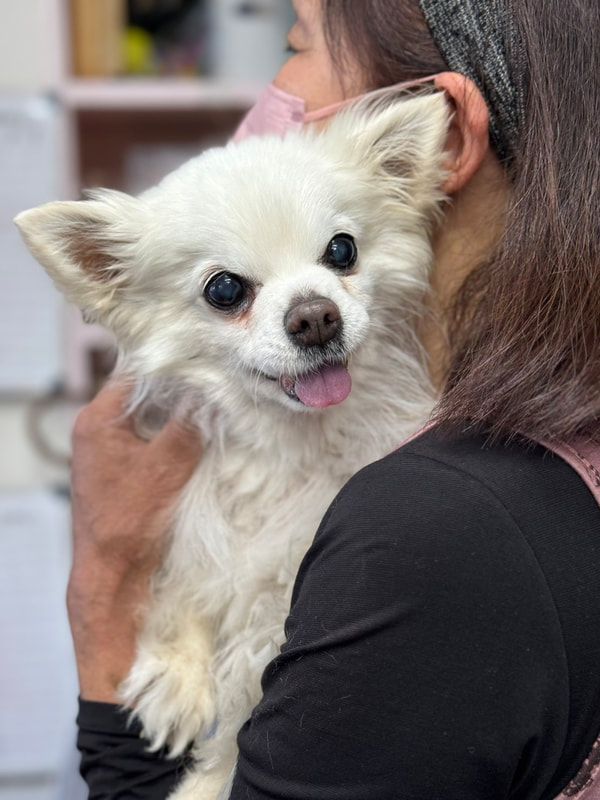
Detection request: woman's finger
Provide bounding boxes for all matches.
[73,380,139,444]
[92,379,136,425]
[150,417,203,466]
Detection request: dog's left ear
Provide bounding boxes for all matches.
[329,90,451,210]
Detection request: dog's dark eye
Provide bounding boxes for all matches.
[204,272,246,310]
[324,234,357,271]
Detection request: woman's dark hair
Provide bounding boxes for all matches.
[323,0,600,443]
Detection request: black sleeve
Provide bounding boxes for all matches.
[77,699,190,799]
[229,452,569,800]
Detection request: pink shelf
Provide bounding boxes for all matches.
[58,78,261,111]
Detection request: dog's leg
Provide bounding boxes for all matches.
[168,763,235,800]
[120,604,216,757]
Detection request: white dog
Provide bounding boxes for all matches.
[16,90,449,799]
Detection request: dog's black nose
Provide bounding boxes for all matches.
[285,298,342,347]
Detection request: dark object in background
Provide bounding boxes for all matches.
[128,0,202,32]
[127,0,208,76]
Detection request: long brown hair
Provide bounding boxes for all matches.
[323,0,600,442]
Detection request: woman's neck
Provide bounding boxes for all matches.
[421,151,510,389]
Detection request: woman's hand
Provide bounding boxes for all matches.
[67,381,203,703]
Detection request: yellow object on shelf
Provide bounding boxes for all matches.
[71,0,126,78]
[124,27,155,76]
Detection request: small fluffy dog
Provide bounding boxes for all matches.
[16,90,449,799]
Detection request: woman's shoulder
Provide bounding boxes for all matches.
[296,425,600,800]
[313,425,600,621]
[334,424,600,547]
[306,427,566,607]
[300,429,571,630]
[280,427,593,800]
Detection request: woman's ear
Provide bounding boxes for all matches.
[433,72,490,195]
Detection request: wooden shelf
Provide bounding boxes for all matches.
[58,78,262,111]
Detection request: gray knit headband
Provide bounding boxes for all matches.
[418,0,525,162]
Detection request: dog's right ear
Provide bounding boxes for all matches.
[14,189,145,324]
[326,90,452,213]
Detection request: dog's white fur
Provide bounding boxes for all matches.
[16,90,450,799]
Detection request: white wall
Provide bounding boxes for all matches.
[0,8,77,798]
[0,0,67,91]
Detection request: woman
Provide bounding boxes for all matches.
[71,0,600,797]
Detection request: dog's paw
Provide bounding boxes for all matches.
[121,642,216,757]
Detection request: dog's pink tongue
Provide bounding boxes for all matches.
[295,365,352,408]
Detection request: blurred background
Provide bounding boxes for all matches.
[0,2,293,798]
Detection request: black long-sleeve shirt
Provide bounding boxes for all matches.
[77,427,600,799]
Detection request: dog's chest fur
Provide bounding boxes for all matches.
[168,323,431,602]
[135,319,434,786]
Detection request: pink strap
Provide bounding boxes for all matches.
[542,439,600,509]
[304,74,442,123]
